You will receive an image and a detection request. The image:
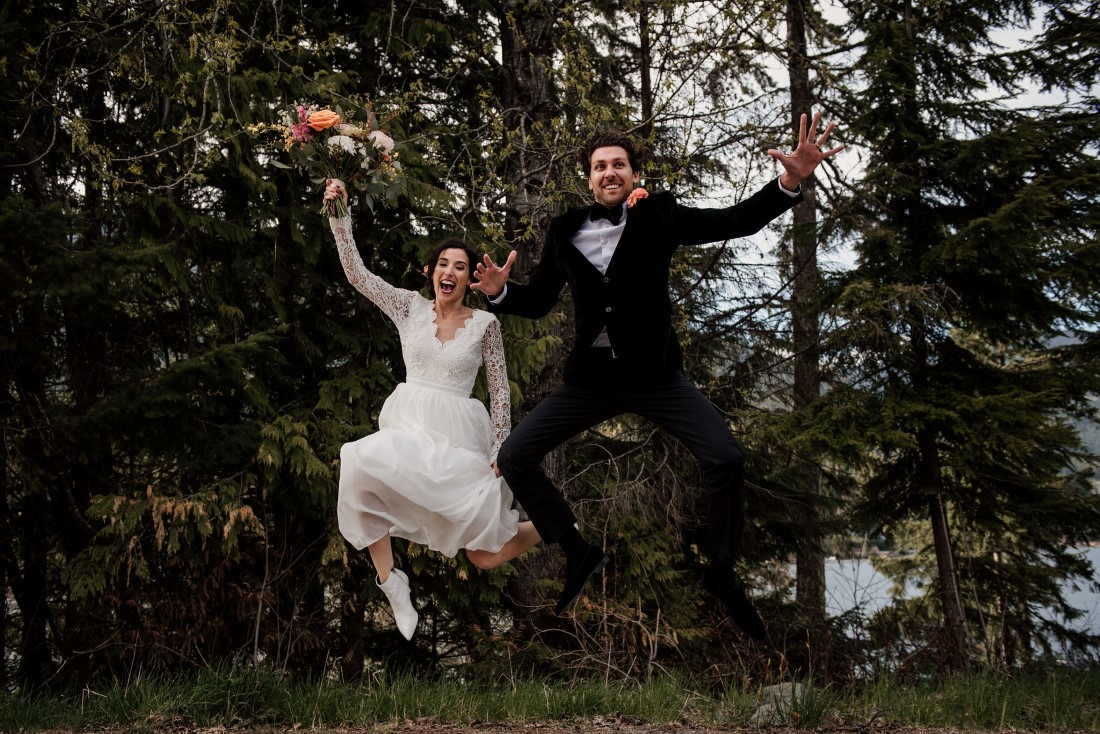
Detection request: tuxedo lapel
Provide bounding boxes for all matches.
[559,207,591,243]
[558,200,653,280]
[604,201,650,277]
[559,207,605,279]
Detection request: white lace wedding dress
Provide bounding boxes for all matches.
[329,217,519,556]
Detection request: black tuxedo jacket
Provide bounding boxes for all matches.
[489,179,803,383]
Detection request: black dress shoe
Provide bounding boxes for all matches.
[555,544,610,614]
[701,565,768,641]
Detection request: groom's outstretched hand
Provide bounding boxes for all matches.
[767,111,844,192]
[470,251,517,299]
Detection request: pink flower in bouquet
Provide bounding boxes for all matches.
[291,123,312,144]
[626,187,649,208]
[291,105,313,143]
[367,129,395,154]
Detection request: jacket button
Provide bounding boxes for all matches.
[604,306,613,313]
[603,276,610,283]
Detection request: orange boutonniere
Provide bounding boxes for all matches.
[626,187,649,208]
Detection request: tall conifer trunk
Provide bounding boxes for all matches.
[497,0,564,624]
[915,335,968,667]
[10,356,51,689]
[896,0,968,668]
[499,0,557,274]
[786,0,829,674]
[639,4,654,139]
[928,489,969,667]
[1,448,6,691]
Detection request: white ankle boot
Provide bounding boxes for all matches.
[376,568,418,640]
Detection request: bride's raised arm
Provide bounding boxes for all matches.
[325,179,415,323]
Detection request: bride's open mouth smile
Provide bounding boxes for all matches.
[439,279,456,295]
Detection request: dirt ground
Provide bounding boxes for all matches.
[28,721,1094,734]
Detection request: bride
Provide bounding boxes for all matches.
[324,179,540,640]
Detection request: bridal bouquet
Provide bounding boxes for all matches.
[248,97,403,217]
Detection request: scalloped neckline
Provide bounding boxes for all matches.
[428,301,477,346]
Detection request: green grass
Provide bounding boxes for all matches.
[854,668,1100,730]
[3,665,1099,732]
[0,667,702,732]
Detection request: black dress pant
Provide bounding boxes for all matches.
[496,356,745,565]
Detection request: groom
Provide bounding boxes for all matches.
[472,113,842,640]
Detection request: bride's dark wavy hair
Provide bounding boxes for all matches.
[424,238,482,302]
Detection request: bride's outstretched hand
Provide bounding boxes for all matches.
[470,251,517,298]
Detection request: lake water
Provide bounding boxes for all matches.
[824,544,1100,636]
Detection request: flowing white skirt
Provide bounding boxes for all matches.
[337,378,519,557]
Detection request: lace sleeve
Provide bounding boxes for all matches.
[481,316,511,462]
[329,216,414,323]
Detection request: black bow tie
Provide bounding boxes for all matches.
[589,203,624,225]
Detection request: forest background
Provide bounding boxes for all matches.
[2,0,1099,694]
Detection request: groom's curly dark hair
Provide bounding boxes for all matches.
[577,132,646,175]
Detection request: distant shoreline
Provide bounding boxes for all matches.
[825,539,1100,562]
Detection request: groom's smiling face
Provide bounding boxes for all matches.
[587,146,640,208]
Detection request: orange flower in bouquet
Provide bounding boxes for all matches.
[247,96,403,217]
[307,109,341,131]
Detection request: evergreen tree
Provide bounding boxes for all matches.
[826,0,1100,670]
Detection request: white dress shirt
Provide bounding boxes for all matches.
[572,206,627,346]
